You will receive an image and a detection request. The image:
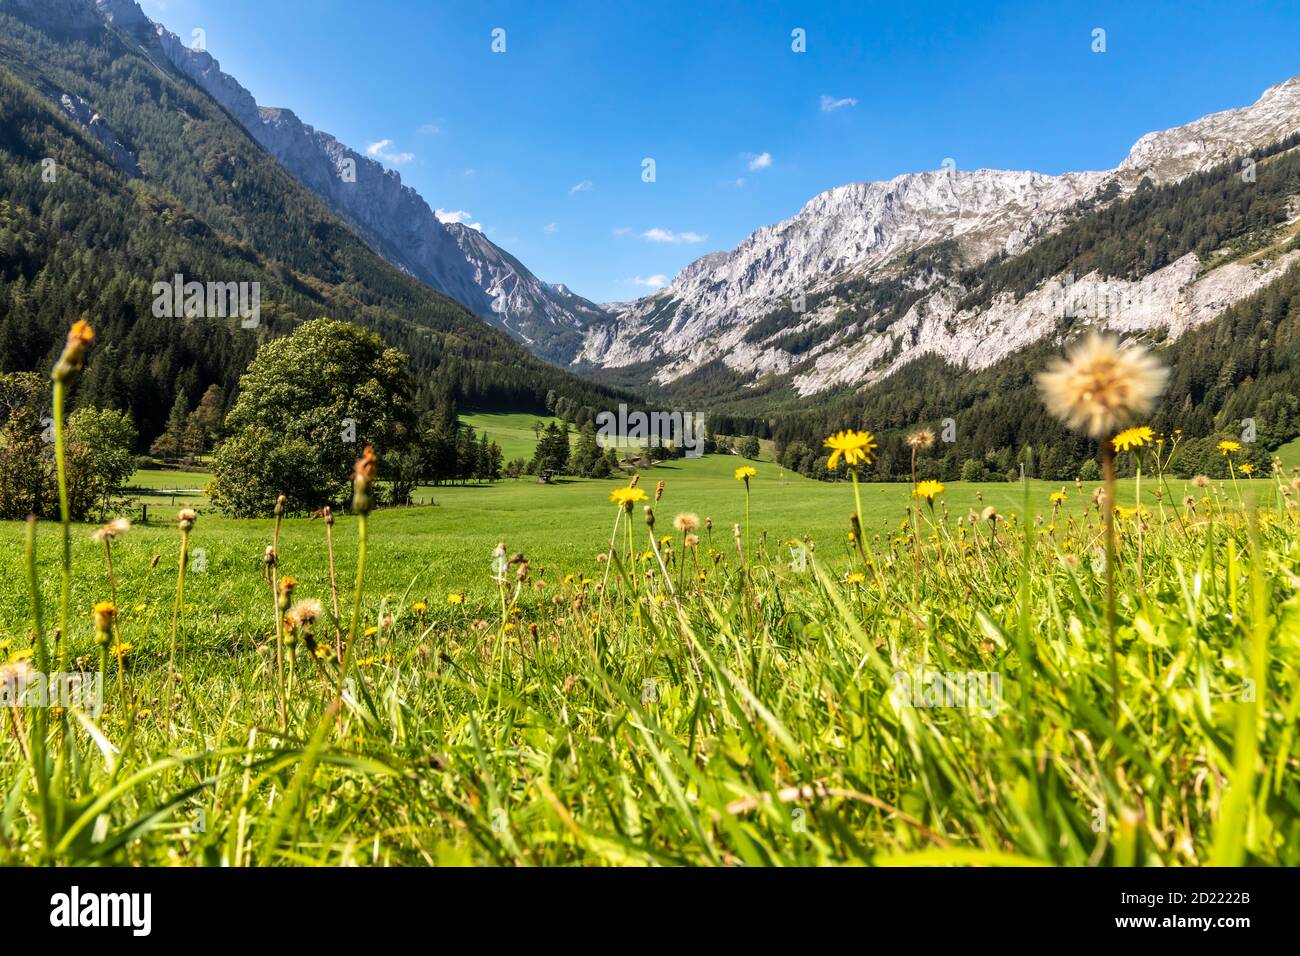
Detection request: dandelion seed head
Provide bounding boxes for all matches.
[1037,333,1168,439]
[906,428,935,450]
[91,517,130,543]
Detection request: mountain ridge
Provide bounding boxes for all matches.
[92,0,607,364]
[583,75,1300,396]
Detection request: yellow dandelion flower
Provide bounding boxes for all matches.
[1111,426,1154,453]
[1238,462,1254,475]
[734,466,757,482]
[609,487,649,509]
[1217,440,1241,456]
[912,480,945,503]
[823,430,877,470]
[447,593,463,605]
[411,601,427,614]
[845,572,865,584]
[363,625,379,637]
[1049,490,1068,505]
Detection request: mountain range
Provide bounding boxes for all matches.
[0,0,623,444]
[78,0,1300,412]
[4,0,1300,477]
[92,0,605,365]
[579,76,1300,401]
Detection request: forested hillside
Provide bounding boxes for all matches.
[696,140,1300,480]
[0,1,626,447]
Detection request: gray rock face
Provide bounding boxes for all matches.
[444,222,608,363]
[582,76,1300,394]
[89,0,606,358]
[51,87,140,176]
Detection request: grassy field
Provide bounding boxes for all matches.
[12,454,1278,645]
[1276,435,1300,471]
[460,411,562,462]
[2,447,1297,866]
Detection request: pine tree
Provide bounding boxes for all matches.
[150,392,190,461]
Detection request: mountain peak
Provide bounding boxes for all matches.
[576,74,1300,392]
[85,0,603,362]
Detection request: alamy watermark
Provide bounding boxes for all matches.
[152,274,260,328]
[0,667,103,716]
[890,668,1002,717]
[595,404,706,458]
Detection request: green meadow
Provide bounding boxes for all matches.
[1,437,1296,867]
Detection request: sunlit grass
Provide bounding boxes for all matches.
[2,445,1296,866]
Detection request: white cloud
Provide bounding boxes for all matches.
[463,168,477,177]
[365,138,415,164]
[642,228,707,244]
[569,179,593,194]
[631,274,669,289]
[436,209,482,231]
[612,226,632,236]
[544,222,559,233]
[730,177,746,188]
[820,94,858,113]
[417,122,441,135]
[746,151,773,171]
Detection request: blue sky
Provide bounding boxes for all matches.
[138,0,1300,304]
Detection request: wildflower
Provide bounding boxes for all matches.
[91,517,130,543]
[285,599,322,634]
[609,487,648,511]
[52,320,94,383]
[277,575,297,610]
[110,641,132,658]
[905,429,935,450]
[363,625,379,637]
[734,465,757,482]
[673,513,700,532]
[412,601,427,614]
[1217,440,1241,456]
[1111,426,1154,453]
[1037,333,1168,438]
[92,600,117,631]
[447,593,463,605]
[1183,495,1197,511]
[684,533,699,548]
[1192,474,1209,489]
[352,446,379,515]
[824,430,877,470]
[1238,463,1255,476]
[177,508,197,533]
[0,659,34,700]
[845,572,865,584]
[981,506,998,523]
[912,480,944,504]
[1049,490,1068,505]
